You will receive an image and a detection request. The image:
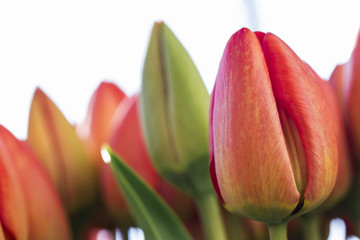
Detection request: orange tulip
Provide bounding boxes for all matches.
[0,125,71,240]
[101,95,194,225]
[210,28,337,224]
[27,87,96,213]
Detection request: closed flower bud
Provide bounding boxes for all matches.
[0,125,71,240]
[76,81,127,169]
[27,88,96,213]
[141,22,212,197]
[210,28,338,224]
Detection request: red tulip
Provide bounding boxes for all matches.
[330,30,360,161]
[210,28,337,224]
[0,132,28,240]
[27,87,96,213]
[0,125,71,240]
[77,81,127,168]
[346,30,360,159]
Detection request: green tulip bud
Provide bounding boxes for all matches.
[141,21,211,198]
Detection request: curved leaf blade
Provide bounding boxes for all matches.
[101,145,192,240]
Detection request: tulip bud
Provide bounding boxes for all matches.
[330,30,360,161]
[27,87,96,213]
[76,81,127,168]
[102,96,194,225]
[0,134,28,240]
[0,125,71,240]
[346,30,360,159]
[141,22,212,197]
[210,28,337,224]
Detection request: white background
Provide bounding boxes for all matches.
[0,0,359,140]
[0,1,359,239]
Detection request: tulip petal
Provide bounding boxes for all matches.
[0,135,28,240]
[316,79,352,208]
[0,126,71,240]
[212,28,299,223]
[329,64,348,116]
[209,80,224,204]
[261,33,338,215]
[77,82,127,166]
[27,88,96,212]
[109,96,157,187]
[346,30,360,159]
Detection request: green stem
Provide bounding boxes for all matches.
[302,214,321,240]
[223,211,248,240]
[195,193,227,240]
[267,222,288,240]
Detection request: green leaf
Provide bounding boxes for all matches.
[101,145,192,240]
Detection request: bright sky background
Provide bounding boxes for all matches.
[0,0,359,140]
[0,1,359,239]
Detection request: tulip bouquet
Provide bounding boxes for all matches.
[1,21,359,240]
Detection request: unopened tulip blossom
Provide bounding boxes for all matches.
[210,28,337,239]
[329,30,360,161]
[27,88,96,213]
[0,125,71,240]
[329,29,360,235]
[141,22,227,240]
[76,81,127,169]
[0,133,28,240]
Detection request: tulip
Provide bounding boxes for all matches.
[0,125,71,240]
[329,30,360,235]
[330,30,360,160]
[210,28,337,238]
[76,81,127,168]
[27,87,96,213]
[295,70,353,240]
[141,22,227,240]
[344,30,360,160]
[141,21,212,197]
[101,95,194,226]
[0,133,28,240]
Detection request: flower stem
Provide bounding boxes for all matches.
[267,222,288,240]
[195,193,227,240]
[302,214,321,240]
[224,211,248,240]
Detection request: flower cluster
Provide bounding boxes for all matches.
[1,22,359,240]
